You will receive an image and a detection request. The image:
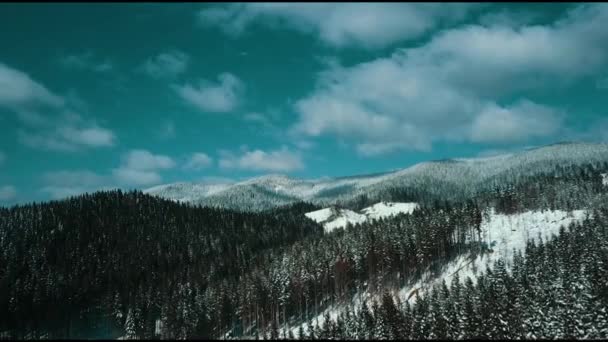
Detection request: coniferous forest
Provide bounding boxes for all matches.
[1,162,608,339]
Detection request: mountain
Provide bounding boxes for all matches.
[146,142,608,211]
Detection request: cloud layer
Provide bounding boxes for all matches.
[1,62,117,152]
[290,4,608,155]
[199,3,480,49]
[0,62,64,109]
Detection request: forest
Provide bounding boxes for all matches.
[1,162,607,339]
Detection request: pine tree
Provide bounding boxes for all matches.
[124,309,137,339]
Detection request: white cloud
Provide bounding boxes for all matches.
[41,170,111,199]
[0,62,64,109]
[0,185,16,201]
[60,52,113,73]
[199,3,480,49]
[173,72,244,112]
[142,50,189,79]
[291,4,608,155]
[17,113,116,152]
[219,146,303,172]
[121,149,175,171]
[58,126,116,147]
[470,100,562,143]
[1,61,117,152]
[184,152,213,170]
[112,149,175,186]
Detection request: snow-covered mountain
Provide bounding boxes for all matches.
[145,142,608,211]
[305,202,419,232]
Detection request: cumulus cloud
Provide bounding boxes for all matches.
[199,3,480,49]
[0,185,16,202]
[173,72,244,113]
[112,149,175,186]
[60,52,113,73]
[141,50,189,79]
[290,4,608,155]
[219,146,303,172]
[17,113,116,152]
[470,101,562,143]
[184,152,213,170]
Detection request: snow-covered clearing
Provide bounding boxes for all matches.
[305,202,418,233]
[398,208,588,305]
[361,202,419,220]
[305,207,367,233]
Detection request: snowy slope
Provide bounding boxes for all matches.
[397,208,588,304]
[146,142,608,211]
[304,202,418,232]
[282,208,589,336]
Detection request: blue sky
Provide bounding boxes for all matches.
[1,3,608,205]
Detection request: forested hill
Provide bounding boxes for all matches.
[0,190,324,339]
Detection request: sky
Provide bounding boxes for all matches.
[1,3,608,205]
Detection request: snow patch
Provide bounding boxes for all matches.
[305,202,418,233]
[361,202,418,220]
[602,173,608,186]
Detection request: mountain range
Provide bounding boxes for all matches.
[145,142,608,211]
